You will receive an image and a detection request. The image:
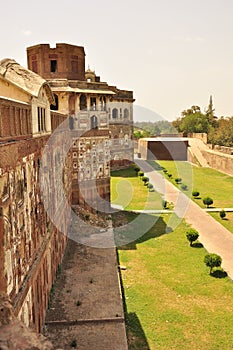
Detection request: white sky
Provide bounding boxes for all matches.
[1,0,233,121]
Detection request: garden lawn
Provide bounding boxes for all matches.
[111,166,163,210]
[148,160,233,209]
[118,212,233,350]
[210,212,233,233]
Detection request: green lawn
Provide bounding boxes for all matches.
[152,160,233,208]
[111,166,163,210]
[210,212,233,233]
[117,212,233,350]
[148,160,233,233]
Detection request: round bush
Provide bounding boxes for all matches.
[219,209,226,219]
[203,197,213,208]
[192,191,200,198]
[186,229,199,246]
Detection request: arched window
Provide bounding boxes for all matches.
[112,108,118,119]
[80,94,87,110]
[124,108,129,119]
[50,94,59,111]
[91,115,98,129]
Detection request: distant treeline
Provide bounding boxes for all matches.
[134,120,177,139]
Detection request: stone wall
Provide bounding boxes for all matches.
[201,149,233,176]
[0,99,72,333]
[187,132,207,143]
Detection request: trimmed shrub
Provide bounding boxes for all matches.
[142,176,149,183]
[138,171,144,178]
[203,197,213,208]
[204,253,222,274]
[192,191,200,198]
[148,183,154,191]
[220,209,226,219]
[186,229,199,246]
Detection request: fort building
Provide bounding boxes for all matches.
[27,43,134,210]
[0,43,134,335]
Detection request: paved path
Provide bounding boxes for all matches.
[45,230,128,349]
[135,159,233,280]
[188,138,210,167]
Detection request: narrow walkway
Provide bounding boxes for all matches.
[44,233,128,350]
[135,159,233,280]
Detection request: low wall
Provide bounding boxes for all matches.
[202,150,233,176]
[209,144,233,156]
[187,133,207,144]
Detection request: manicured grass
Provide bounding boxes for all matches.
[153,160,233,209]
[118,212,233,350]
[111,166,163,210]
[210,212,233,233]
[149,160,233,233]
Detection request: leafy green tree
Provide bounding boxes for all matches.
[173,105,209,134]
[180,112,209,133]
[133,129,151,139]
[186,229,199,246]
[205,95,217,128]
[208,117,233,147]
[203,197,213,208]
[204,253,222,274]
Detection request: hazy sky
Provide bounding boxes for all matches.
[1,0,233,121]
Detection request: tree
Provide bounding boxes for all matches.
[208,116,233,147]
[204,253,222,274]
[192,191,200,198]
[186,229,199,246]
[205,95,217,128]
[173,105,209,134]
[219,209,226,219]
[133,129,151,139]
[203,197,213,208]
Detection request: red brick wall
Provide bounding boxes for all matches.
[0,98,32,142]
[27,44,85,81]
